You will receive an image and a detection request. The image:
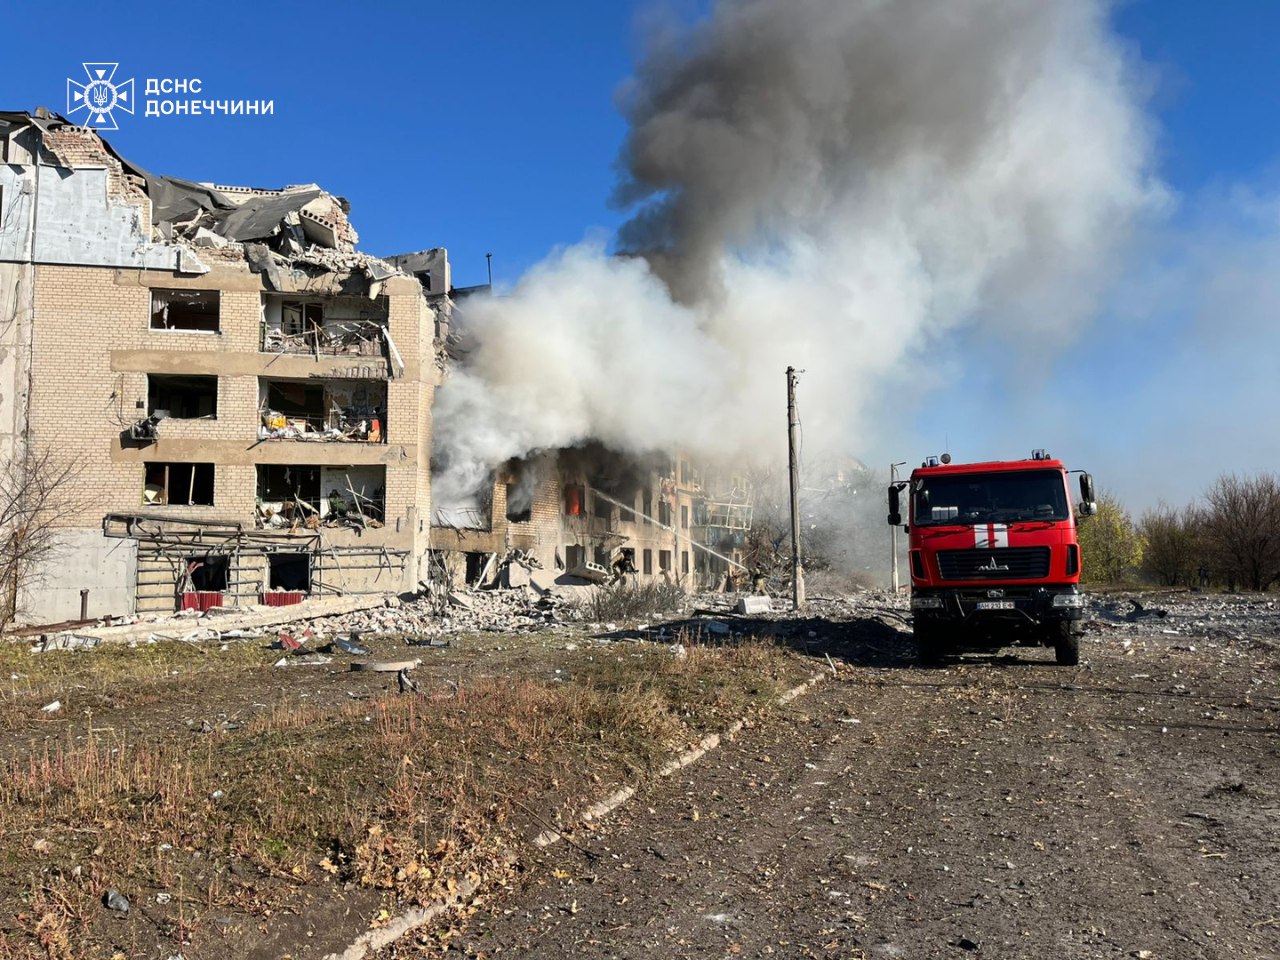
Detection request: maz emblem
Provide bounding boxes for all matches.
[977,555,1009,573]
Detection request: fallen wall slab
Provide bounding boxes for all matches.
[28,594,394,649]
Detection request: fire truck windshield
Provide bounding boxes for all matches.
[913,469,1069,526]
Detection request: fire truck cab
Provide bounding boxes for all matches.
[888,450,1096,665]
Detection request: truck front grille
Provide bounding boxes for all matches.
[936,547,1051,580]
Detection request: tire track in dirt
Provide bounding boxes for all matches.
[456,640,1278,959]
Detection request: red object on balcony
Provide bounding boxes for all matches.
[261,591,305,607]
[181,592,223,612]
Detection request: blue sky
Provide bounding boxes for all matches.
[5,1,1279,512]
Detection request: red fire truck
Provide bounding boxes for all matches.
[887,450,1097,665]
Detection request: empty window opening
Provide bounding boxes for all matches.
[565,544,585,571]
[681,505,689,529]
[144,462,214,506]
[564,484,583,516]
[505,483,532,523]
[464,552,488,585]
[642,491,653,525]
[148,374,217,420]
[642,549,653,575]
[682,551,690,574]
[151,289,219,332]
[658,500,672,527]
[593,545,610,568]
[186,555,228,592]
[268,553,311,591]
[659,549,672,573]
[257,464,321,521]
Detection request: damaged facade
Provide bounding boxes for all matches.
[429,444,754,592]
[0,110,450,621]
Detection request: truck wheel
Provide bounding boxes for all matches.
[1050,622,1080,666]
[914,619,945,666]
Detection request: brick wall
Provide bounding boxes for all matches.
[28,261,440,612]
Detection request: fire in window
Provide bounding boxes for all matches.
[564,484,583,516]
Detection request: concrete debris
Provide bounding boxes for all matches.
[103,889,130,914]
[273,655,333,668]
[33,634,101,653]
[330,636,372,655]
[349,659,421,673]
[40,700,62,714]
[735,596,773,615]
[1126,598,1169,620]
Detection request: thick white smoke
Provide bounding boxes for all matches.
[431,0,1162,510]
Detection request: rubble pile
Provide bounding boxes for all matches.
[1085,592,1280,642]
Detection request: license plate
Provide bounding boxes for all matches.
[976,600,1015,610]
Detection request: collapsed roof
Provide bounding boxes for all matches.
[0,108,433,291]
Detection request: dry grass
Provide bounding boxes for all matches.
[573,579,688,622]
[0,632,806,958]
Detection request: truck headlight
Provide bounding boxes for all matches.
[1052,594,1084,608]
[911,596,943,610]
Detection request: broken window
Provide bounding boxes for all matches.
[259,378,386,442]
[268,553,311,592]
[281,301,324,337]
[464,552,489,585]
[256,464,321,520]
[641,491,652,525]
[643,549,653,575]
[593,545,610,568]
[143,463,214,506]
[150,289,219,332]
[565,544,585,570]
[659,549,672,573]
[564,484,583,516]
[682,551,690,574]
[681,505,689,529]
[186,555,228,592]
[147,374,217,420]
[505,483,531,523]
[591,492,612,525]
[262,294,389,356]
[658,500,672,527]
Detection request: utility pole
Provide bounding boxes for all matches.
[890,461,906,593]
[786,366,805,610]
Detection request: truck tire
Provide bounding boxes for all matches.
[1050,622,1080,666]
[914,619,945,666]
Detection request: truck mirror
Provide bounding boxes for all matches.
[887,486,900,526]
[1079,472,1096,504]
[1078,500,1097,518]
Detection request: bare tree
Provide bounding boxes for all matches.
[0,448,87,633]
[1077,490,1143,584]
[1138,501,1203,587]
[1201,473,1280,592]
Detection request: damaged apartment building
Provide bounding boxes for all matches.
[429,443,755,592]
[0,109,451,622]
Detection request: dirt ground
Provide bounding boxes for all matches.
[2,590,1277,959]
[438,592,1280,959]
